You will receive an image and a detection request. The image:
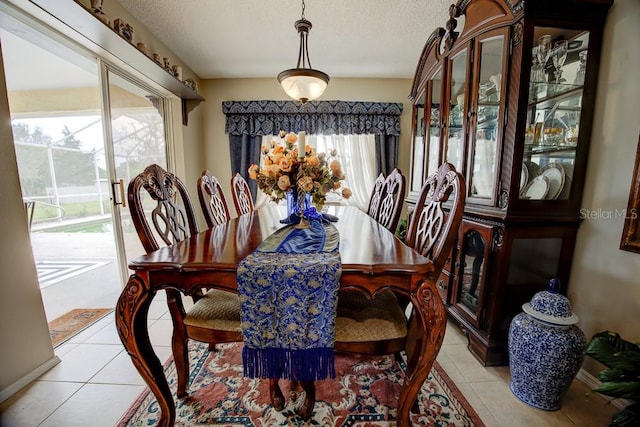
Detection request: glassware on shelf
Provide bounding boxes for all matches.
[573,50,587,85]
[552,40,568,84]
[531,46,545,83]
[543,126,564,146]
[537,35,552,81]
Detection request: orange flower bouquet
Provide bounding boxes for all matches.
[248,130,351,211]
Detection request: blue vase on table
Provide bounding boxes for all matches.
[283,188,311,224]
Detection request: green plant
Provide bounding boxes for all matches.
[395,218,407,241]
[585,331,640,427]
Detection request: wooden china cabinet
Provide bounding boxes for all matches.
[407,0,612,365]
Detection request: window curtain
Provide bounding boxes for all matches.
[223,100,403,199]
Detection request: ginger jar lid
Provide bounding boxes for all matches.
[522,278,579,325]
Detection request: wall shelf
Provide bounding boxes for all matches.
[30,0,204,124]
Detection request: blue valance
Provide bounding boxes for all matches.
[223,100,403,136]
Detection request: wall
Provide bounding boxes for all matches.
[570,0,640,376]
[199,77,414,214]
[0,41,59,400]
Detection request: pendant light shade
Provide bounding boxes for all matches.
[278,2,329,104]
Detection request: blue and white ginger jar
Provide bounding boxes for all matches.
[508,278,586,411]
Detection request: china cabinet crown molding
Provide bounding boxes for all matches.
[407,0,612,365]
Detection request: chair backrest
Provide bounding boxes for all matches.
[375,168,406,233]
[405,162,465,277]
[197,170,231,228]
[230,173,254,216]
[366,172,386,220]
[128,163,199,254]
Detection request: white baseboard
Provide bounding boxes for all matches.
[576,368,631,411]
[0,355,61,403]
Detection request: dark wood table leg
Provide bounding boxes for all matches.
[397,279,447,427]
[115,273,175,427]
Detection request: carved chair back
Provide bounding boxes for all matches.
[406,162,466,278]
[230,173,255,216]
[128,163,199,254]
[128,164,242,399]
[366,172,386,220]
[376,168,406,233]
[197,170,231,228]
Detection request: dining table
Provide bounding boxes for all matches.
[115,204,437,426]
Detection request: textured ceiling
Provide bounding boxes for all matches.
[115,0,452,79]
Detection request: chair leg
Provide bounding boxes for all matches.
[298,381,316,420]
[269,378,285,411]
[165,289,190,398]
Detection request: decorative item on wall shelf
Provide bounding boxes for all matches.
[152,53,161,65]
[136,42,150,57]
[172,65,183,80]
[113,18,134,44]
[89,0,109,25]
[183,78,198,92]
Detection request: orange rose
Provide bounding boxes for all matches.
[285,132,298,144]
[298,176,314,193]
[277,175,291,191]
[342,188,352,199]
[279,157,293,172]
[307,155,320,167]
[248,164,259,180]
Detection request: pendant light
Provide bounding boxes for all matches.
[277,0,329,104]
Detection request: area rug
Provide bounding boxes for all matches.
[117,341,484,426]
[48,308,113,347]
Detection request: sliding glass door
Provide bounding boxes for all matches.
[0,12,170,325]
[104,70,169,283]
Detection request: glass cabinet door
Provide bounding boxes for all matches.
[444,48,469,174]
[468,30,507,202]
[520,27,590,201]
[452,220,493,326]
[410,92,426,193]
[427,69,443,177]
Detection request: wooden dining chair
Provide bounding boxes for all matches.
[334,162,466,416]
[375,168,406,233]
[366,172,386,220]
[197,170,231,228]
[230,172,254,216]
[128,164,242,398]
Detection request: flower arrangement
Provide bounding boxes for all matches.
[248,130,352,211]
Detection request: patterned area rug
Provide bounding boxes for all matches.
[48,308,113,347]
[117,342,484,426]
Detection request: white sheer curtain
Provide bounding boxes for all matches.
[255,134,377,211]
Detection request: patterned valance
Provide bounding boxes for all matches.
[223,100,403,136]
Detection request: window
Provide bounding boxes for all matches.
[256,133,377,210]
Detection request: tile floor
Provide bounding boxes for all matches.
[0,294,619,427]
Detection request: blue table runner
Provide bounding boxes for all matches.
[237,219,341,381]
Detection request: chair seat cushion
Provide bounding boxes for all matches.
[184,289,241,331]
[335,290,408,342]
